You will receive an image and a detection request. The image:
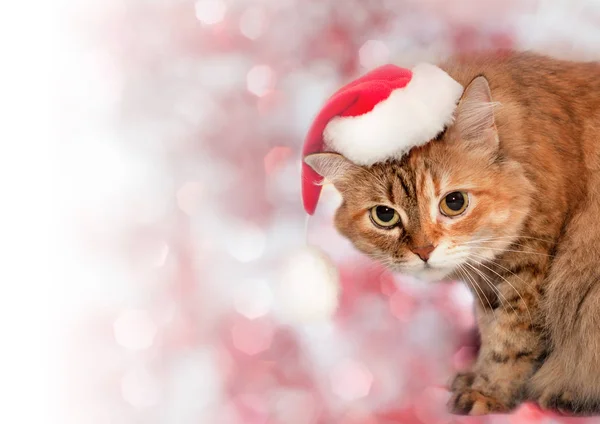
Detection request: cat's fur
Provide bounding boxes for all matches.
[305,51,600,415]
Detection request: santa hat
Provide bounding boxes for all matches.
[301,63,464,215]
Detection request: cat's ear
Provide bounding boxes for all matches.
[453,76,499,145]
[304,152,356,183]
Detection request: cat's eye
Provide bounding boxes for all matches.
[440,191,469,217]
[370,205,400,228]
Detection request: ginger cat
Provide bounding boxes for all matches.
[305,51,600,415]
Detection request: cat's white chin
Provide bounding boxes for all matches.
[410,266,454,282]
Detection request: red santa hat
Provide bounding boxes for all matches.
[302,63,464,215]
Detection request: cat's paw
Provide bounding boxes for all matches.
[538,391,592,416]
[447,388,510,416]
[450,372,475,392]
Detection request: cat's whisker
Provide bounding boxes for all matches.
[355,253,395,275]
[467,241,551,250]
[447,247,475,257]
[467,258,534,325]
[496,208,532,215]
[474,235,531,244]
[461,235,553,244]
[464,263,517,321]
[463,235,550,241]
[457,242,555,264]
[456,264,497,322]
[470,240,552,253]
[473,247,554,258]
[468,252,536,292]
[464,261,513,318]
[460,242,555,257]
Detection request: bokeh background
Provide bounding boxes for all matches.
[56,0,600,423]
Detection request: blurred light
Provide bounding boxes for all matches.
[194,0,227,25]
[283,65,339,135]
[113,309,157,351]
[511,402,548,423]
[449,281,473,308]
[276,247,339,323]
[197,56,249,94]
[231,318,274,355]
[72,136,132,208]
[154,243,169,267]
[234,393,269,424]
[206,402,242,423]
[247,65,274,97]
[162,349,223,421]
[176,181,204,216]
[319,183,343,213]
[158,301,177,325]
[389,291,416,322]
[263,146,292,175]
[130,238,172,270]
[329,359,373,401]
[338,411,379,424]
[257,90,284,116]
[240,7,267,40]
[359,40,390,69]
[379,273,396,296]
[265,159,305,204]
[121,366,160,408]
[452,346,476,371]
[129,189,171,226]
[413,387,451,424]
[407,308,451,350]
[226,222,266,262]
[272,389,317,424]
[233,278,273,319]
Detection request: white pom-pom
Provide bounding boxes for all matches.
[323,63,463,166]
[275,247,340,324]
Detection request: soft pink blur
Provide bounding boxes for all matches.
[64,0,600,423]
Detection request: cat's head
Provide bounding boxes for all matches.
[305,76,533,280]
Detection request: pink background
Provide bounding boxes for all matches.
[59,1,600,423]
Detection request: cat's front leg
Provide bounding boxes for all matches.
[448,275,547,415]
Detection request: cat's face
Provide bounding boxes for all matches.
[305,77,533,280]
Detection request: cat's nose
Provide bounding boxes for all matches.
[410,245,436,262]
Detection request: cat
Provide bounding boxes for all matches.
[304,51,600,416]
